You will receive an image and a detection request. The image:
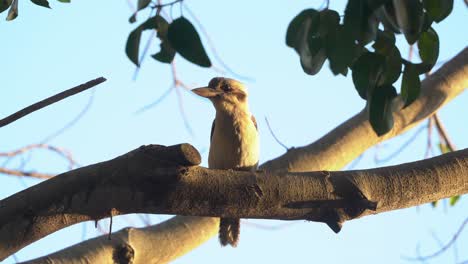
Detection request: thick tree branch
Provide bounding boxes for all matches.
[261,47,468,172]
[23,216,218,264]
[1,144,467,261]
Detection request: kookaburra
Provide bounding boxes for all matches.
[192,77,259,247]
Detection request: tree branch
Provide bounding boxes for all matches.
[23,216,219,264]
[1,144,467,261]
[0,77,106,128]
[261,47,468,172]
[0,167,54,180]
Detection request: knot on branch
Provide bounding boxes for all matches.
[138,143,201,167]
[323,174,377,232]
[113,243,135,264]
[284,172,377,233]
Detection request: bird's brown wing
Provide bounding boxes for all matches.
[210,119,215,141]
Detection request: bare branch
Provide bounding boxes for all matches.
[0,167,54,180]
[403,217,468,262]
[0,77,106,128]
[40,88,96,144]
[264,117,289,151]
[374,125,426,164]
[0,144,77,169]
[433,113,457,152]
[23,216,218,264]
[425,117,434,158]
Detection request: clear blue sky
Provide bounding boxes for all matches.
[0,0,467,263]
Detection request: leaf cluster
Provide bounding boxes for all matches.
[285,0,450,135]
[125,3,211,68]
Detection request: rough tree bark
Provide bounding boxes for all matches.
[2,145,467,263]
[1,47,467,263]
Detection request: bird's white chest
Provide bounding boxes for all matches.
[208,113,259,170]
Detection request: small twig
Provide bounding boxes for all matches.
[108,214,113,240]
[174,83,194,136]
[183,5,254,81]
[40,88,96,144]
[132,8,157,80]
[0,167,54,180]
[0,77,106,128]
[433,113,456,152]
[408,44,414,62]
[134,87,174,114]
[374,125,426,164]
[424,117,434,158]
[264,117,289,151]
[0,143,77,169]
[139,214,151,226]
[170,61,195,136]
[150,0,183,9]
[403,217,468,262]
[126,0,135,12]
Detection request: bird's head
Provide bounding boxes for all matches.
[192,77,249,113]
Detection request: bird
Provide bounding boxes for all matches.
[192,77,259,247]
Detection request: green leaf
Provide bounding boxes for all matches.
[296,17,327,75]
[6,0,17,21]
[57,0,70,2]
[431,200,438,207]
[372,31,402,86]
[344,0,378,45]
[318,9,354,76]
[151,16,175,64]
[373,30,396,53]
[168,17,211,67]
[318,9,340,36]
[128,0,151,24]
[423,0,453,22]
[137,0,150,10]
[125,16,161,66]
[351,51,385,99]
[326,27,356,76]
[31,0,50,8]
[401,63,421,107]
[368,85,397,136]
[286,9,319,48]
[379,2,400,33]
[393,0,424,44]
[0,0,12,13]
[126,27,142,66]
[152,41,175,63]
[129,13,137,23]
[418,27,439,68]
[449,195,460,206]
[382,47,402,85]
[421,12,433,33]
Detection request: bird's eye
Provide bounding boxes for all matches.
[221,84,232,92]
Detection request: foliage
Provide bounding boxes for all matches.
[286,0,450,135]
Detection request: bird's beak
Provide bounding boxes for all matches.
[191,87,223,98]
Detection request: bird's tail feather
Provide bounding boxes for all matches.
[219,218,240,247]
